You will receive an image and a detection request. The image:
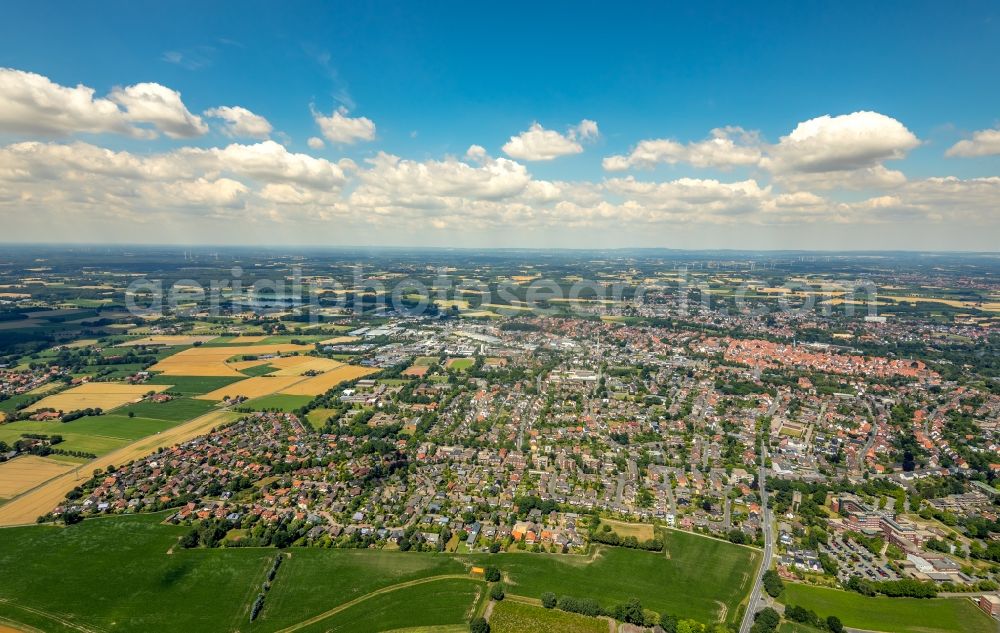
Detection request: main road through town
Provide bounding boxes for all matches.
[739,443,774,633]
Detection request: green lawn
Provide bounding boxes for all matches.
[291,578,482,633]
[144,374,246,395]
[0,414,178,455]
[243,393,313,412]
[305,407,338,429]
[117,396,218,421]
[463,530,758,626]
[781,582,994,633]
[489,600,608,633]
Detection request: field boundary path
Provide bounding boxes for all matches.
[272,574,481,633]
[0,409,237,527]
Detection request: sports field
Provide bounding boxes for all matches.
[0,410,239,526]
[24,382,170,413]
[781,582,993,633]
[446,357,475,370]
[489,600,608,633]
[0,456,75,499]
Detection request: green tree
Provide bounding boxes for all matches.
[762,570,784,597]
[470,617,489,633]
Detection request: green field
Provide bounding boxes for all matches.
[117,396,218,421]
[239,363,276,377]
[0,516,759,633]
[305,407,338,429]
[778,623,823,633]
[447,358,475,371]
[243,393,314,412]
[489,600,608,633]
[0,391,54,414]
[0,513,276,632]
[465,529,758,625]
[291,578,482,633]
[0,414,178,455]
[256,549,468,630]
[781,582,993,633]
[144,374,247,395]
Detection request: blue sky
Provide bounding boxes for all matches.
[0,1,998,249]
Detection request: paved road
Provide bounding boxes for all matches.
[739,444,774,633]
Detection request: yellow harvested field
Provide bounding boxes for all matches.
[318,336,360,345]
[267,356,345,376]
[147,343,312,376]
[116,335,217,347]
[62,339,99,349]
[0,455,75,499]
[195,375,306,401]
[25,382,170,413]
[884,296,1000,312]
[0,409,240,526]
[280,365,379,396]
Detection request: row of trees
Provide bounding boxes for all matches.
[845,575,937,598]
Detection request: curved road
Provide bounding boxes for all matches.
[739,444,773,633]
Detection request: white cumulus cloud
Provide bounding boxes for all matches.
[108,82,208,138]
[502,120,599,161]
[0,67,144,138]
[312,106,376,144]
[763,111,919,174]
[945,127,1000,158]
[603,127,762,171]
[204,106,272,139]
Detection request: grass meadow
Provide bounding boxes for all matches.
[781,582,992,633]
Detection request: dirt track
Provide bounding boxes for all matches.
[0,410,239,527]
